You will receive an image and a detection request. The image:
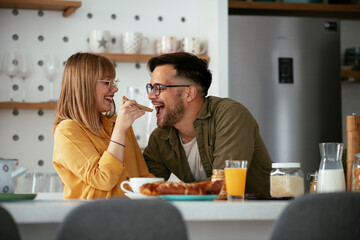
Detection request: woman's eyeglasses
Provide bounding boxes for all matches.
[146,83,190,96]
[97,78,119,89]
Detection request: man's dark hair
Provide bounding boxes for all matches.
[147,52,212,97]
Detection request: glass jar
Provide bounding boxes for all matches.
[351,153,360,192]
[211,169,224,181]
[270,162,304,197]
[307,171,318,193]
[211,169,227,200]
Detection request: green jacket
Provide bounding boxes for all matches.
[143,96,272,196]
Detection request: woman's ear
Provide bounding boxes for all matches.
[185,85,198,102]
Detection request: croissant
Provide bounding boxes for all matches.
[139,180,224,196]
[122,96,153,112]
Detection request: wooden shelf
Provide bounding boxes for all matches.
[0,102,57,109]
[94,53,210,63]
[0,0,81,17]
[341,68,360,79]
[229,1,360,19]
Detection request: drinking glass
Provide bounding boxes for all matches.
[44,55,59,102]
[18,55,33,102]
[45,173,64,192]
[317,143,346,193]
[21,172,46,193]
[3,52,20,101]
[224,160,248,200]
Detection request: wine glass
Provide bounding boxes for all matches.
[44,55,59,102]
[0,52,3,76]
[18,55,33,102]
[3,52,20,101]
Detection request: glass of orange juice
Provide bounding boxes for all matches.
[224,160,248,200]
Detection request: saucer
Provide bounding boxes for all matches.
[124,192,159,200]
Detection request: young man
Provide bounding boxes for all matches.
[143,52,272,197]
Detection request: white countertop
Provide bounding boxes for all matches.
[0,197,292,240]
[1,198,290,224]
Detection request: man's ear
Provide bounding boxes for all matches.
[185,86,198,102]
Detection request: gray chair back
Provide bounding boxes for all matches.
[269,192,360,240]
[56,198,188,240]
[0,206,21,240]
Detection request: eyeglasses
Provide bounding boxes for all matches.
[146,83,190,96]
[97,78,119,89]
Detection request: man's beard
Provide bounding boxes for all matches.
[157,93,184,129]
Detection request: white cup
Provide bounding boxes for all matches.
[88,30,111,53]
[120,177,164,193]
[155,36,182,55]
[121,32,149,54]
[182,37,207,55]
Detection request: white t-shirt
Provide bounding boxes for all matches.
[180,135,207,181]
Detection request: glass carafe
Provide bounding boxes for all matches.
[351,153,360,192]
[317,143,346,193]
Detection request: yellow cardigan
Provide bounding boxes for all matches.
[53,115,154,199]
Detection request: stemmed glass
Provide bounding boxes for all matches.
[18,55,33,102]
[0,52,3,76]
[44,55,59,102]
[3,52,20,101]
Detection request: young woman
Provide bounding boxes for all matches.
[53,52,154,199]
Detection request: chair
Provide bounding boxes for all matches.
[0,206,21,240]
[56,198,188,240]
[269,192,360,240]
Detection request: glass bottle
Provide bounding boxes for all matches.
[211,169,224,181]
[317,143,346,193]
[211,169,227,200]
[351,153,360,192]
[307,171,318,193]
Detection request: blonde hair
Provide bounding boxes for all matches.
[53,52,116,137]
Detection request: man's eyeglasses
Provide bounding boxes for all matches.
[97,78,119,89]
[146,83,190,96]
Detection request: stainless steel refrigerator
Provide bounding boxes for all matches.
[229,16,342,190]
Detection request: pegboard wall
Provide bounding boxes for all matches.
[0,0,228,174]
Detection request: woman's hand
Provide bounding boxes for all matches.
[114,99,145,134]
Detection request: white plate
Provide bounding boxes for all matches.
[125,192,159,199]
[160,195,218,201]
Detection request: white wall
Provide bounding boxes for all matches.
[0,0,228,174]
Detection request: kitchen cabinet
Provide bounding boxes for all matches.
[229,1,360,20]
[341,68,360,79]
[0,0,81,17]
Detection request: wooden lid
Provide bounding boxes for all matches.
[346,115,360,131]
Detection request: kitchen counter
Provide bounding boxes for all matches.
[1,199,291,240]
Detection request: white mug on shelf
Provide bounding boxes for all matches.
[88,30,111,53]
[155,36,182,55]
[121,32,149,54]
[181,37,207,55]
